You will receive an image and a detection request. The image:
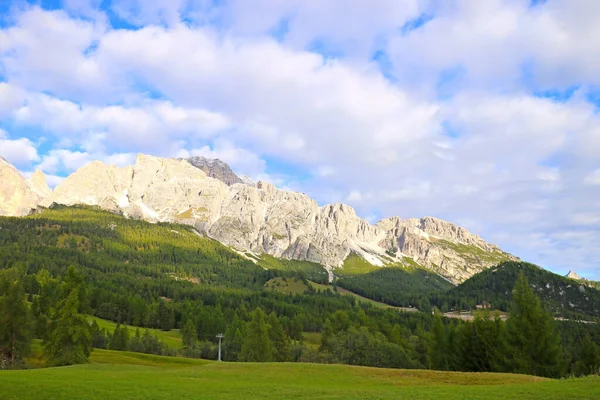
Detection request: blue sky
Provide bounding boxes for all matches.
[1,0,600,278]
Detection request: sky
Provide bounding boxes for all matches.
[0,0,599,278]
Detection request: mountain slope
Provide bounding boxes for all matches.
[442,261,600,320]
[0,154,515,283]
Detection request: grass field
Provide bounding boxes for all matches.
[264,277,310,295]
[2,349,600,400]
[88,316,183,349]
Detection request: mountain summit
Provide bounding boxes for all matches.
[180,156,244,186]
[0,155,516,283]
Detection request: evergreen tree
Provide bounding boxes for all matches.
[109,324,130,351]
[90,320,108,349]
[573,334,600,376]
[182,319,198,350]
[44,289,93,366]
[457,311,507,372]
[0,280,32,368]
[129,328,145,353]
[240,308,273,362]
[428,312,448,370]
[268,312,291,362]
[223,315,245,361]
[157,300,174,331]
[507,272,562,377]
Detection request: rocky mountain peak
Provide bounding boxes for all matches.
[566,270,582,280]
[0,159,45,216]
[29,169,52,199]
[180,156,243,186]
[0,154,516,283]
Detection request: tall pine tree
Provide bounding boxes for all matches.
[240,308,273,362]
[507,272,562,377]
[44,289,93,366]
[0,280,32,368]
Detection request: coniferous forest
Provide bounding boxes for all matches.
[1,205,599,378]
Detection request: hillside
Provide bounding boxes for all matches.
[3,350,600,400]
[334,254,453,309]
[0,154,516,284]
[441,261,600,320]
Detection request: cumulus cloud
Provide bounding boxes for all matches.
[0,129,39,167]
[0,2,599,277]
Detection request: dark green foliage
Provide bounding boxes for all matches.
[506,273,562,378]
[572,334,600,376]
[1,206,599,378]
[0,279,32,368]
[336,266,453,308]
[44,289,93,366]
[90,320,108,349]
[455,311,508,372]
[240,308,274,362]
[268,312,291,362]
[181,320,197,350]
[428,312,449,370]
[443,261,600,321]
[109,324,130,351]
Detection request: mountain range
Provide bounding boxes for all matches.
[1,154,518,284]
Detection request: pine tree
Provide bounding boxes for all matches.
[182,319,197,350]
[428,311,448,370]
[0,280,32,368]
[224,315,245,361]
[109,324,130,351]
[240,308,273,362]
[507,272,562,377]
[573,334,600,376]
[44,289,93,366]
[129,328,145,353]
[268,313,291,362]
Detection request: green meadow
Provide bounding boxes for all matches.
[1,349,599,400]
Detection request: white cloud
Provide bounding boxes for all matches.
[0,129,39,166]
[0,4,600,277]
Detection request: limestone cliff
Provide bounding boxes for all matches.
[0,155,516,283]
[0,157,45,216]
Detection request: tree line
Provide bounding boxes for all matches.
[0,206,599,378]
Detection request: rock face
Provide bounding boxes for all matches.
[0,154,516,283]
[180,156,244,186]
[30,169,53,202]
[0,157,46,217]
[566,270,582,280]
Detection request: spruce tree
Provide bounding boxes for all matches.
[428,312,448,370]
[573,334,600,376]
[268,312,291,362]
[240,308,273,362]
[0,280,32,368]
[44,289,93,366]
[507,272,562,377]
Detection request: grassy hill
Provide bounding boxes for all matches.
[443,261,600,320]
[2,350,599,400]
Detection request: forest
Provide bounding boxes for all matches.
[0,205,599,378]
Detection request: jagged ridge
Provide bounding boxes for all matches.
[0,154,516,283]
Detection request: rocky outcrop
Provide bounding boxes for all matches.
[29,169,53,204]
[0,154,516,283]
[0,157,45,216]
[566,270,582,280]
[180,156,244,186]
